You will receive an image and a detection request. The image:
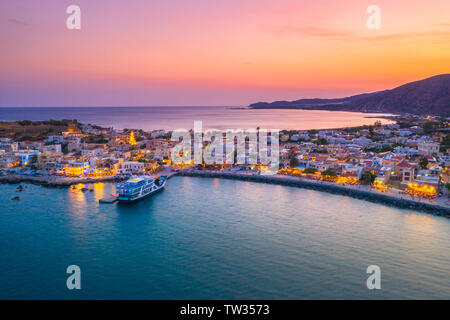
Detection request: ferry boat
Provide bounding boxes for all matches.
[116,175,167,203]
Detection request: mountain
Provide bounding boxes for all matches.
[249,74,450,116]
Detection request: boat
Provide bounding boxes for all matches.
[116,175,167,203]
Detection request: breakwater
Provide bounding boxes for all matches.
[179,170,450,217]
[0,175,125,188]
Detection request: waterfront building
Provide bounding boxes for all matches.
[394,160,418,185]
[63,161,90,177]
[117,161,145,175]
[415,166,442,189]
[15,150,40,166]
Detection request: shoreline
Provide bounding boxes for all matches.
[2,170,449,217]
[178,170,450,217]
[0,174,126,188]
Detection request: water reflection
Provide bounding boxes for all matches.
[67,184,87,214]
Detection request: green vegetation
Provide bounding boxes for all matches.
[440,133,450,153]
[422,121,439,134]
[18,119,79,127]
[360,172,377,185]
[364,145,394,153]
[314,137,329,145]
[61,142,69,154]
[312,149,328,154]
[288,149,299,168]
[83,135,108,144]
[419,157,429,170]
[304,167,318,174]
[380,145,394,152]
[321,168,337,177]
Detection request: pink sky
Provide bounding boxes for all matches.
[0,0,449,106]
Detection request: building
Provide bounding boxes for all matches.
[415,166,442,189]
[394,160,417,185]
[117,161,145,174]
[15,150,40,166]
[41,144,62,154]
[63,161,90,176]
[47,135,64,143]
[418,142,439,156]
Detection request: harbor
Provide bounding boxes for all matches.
[2,175,450,299]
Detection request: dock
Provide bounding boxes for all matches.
[99,194,118,203]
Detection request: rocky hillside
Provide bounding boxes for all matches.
[249,74,450,116]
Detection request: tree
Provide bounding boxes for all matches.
[419,157,429,170]
[18,120,32,126]
[288,149,299,168]
[61,142,69,154]
[440,133,450,153]
[314,137,329,145]
[304,168,318,174]
[380,145,394,152]
[104,159,115,169]
[423,121,436,134]
[360,172,376,185]
[446,183,450,193]
[321,168,337,177]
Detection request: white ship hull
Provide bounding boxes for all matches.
[117,176,167,203]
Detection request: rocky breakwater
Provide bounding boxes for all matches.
[179,170,450,217]
[0,174,125,188]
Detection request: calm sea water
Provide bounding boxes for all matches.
[0,177,449,299]
[0,107,393,130]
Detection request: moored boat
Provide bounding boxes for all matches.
[116,175,167,203]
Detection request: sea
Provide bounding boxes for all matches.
[0,177,449,299]
[0,106,393,131]
[0,106,448,299]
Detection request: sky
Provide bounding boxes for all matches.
[0,0,449,107]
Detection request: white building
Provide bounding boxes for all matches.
[118,161,145,174]
[418,142,440,156]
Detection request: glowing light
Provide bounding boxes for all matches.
[406,183,437,198]
[372,180,388,191]
[128,131,138,146]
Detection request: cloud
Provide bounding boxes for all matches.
[266,25,450,44]
[8,18,29,27]
[269,26,354,39]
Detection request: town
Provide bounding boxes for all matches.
[0,115,449,207]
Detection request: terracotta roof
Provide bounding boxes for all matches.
[397,160,412,168]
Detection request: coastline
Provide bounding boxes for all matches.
[178,170,450,217]
[0,174,126,187]
[2,169,448,216]
[2,170,449,216]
